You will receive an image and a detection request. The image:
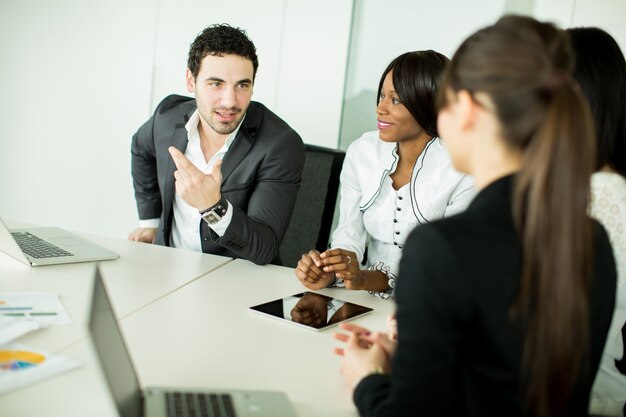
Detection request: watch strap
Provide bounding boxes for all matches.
[200,197,228,225]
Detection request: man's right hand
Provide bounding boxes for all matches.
[295,250,335,290]
[127,227,157,244]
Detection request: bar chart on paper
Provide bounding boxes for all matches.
[0,292,71,326]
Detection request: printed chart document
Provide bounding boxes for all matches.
[0,343,80,394]
[0,316,40,347]
[0,292,71,327]
[0,294,78,394]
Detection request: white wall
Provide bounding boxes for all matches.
[534,0,626,51]
[0,0,157,238]
[0,0,353,239]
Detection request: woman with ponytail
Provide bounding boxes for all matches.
[334,15,617,417]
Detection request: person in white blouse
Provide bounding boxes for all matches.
[568,27,626,417]
[295,51,475,297]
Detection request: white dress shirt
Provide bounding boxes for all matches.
[139,109,241,252]
[331,130,476,297]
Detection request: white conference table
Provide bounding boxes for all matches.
[120,259,395,417]
[0,227,232,353]
[1,233,395,417]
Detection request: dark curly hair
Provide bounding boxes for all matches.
[187,24,259,80]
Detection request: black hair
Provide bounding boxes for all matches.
[377,51,449,138]
[187,23,259,79]
[568,27,626,176]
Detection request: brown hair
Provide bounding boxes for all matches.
[441,15,596,417]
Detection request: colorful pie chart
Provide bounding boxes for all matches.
[0,350,45,371]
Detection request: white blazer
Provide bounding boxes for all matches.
[331,131,476,294]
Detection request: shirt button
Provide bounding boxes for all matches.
[393,219,398,223]
[395,231,400,235]
[394,242,398,246]
[203,237,208,241]
[398,196,403,200]
[396,208,401,211]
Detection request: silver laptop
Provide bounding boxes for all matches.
[89,266,296,417]
[0,216,119,266]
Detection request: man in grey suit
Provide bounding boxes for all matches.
[129,24,305,265]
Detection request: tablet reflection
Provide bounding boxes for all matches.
[290,292,369,329]
[290,292,329,328]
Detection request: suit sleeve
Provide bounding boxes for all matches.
[353,225,469,416]
[130,106,162,221]
[212,129,305,265]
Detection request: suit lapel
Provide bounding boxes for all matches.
[162,109,194,242]
[220,104,259,184]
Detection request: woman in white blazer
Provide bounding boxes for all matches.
[295,51,475,297]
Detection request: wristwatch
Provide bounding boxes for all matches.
[200,197,228,225]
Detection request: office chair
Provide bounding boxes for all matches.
[278,143,346,268]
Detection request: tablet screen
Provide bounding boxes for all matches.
[249,292,373,330]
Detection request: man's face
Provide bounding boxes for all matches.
[186,54,254,136]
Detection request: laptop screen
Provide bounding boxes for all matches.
[89,266,142,417]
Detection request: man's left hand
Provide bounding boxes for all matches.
[168,146,222,211]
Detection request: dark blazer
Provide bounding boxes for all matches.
[131,95,305,265]
[354,175,617,417]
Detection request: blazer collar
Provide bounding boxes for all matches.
[219,102,260,183]
[166,102,262,188]
[162,110,193,243]
[466,174,514,215]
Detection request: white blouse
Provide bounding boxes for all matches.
[331,130,476,297]
[589,171,626,416]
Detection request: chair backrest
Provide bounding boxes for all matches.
[278,144,346,268]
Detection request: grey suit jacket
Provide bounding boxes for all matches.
[131,94,305,265]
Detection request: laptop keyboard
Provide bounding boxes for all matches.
[166,392,236,417]
[11,232,73,258]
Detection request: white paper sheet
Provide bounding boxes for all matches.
[0,343,80,394]
[0,292,71,327]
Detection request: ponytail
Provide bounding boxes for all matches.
[513,82,596,417]
[445,16,600,416]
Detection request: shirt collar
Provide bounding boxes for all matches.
[184,109,245,150]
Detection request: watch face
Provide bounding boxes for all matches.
[201,199,227,225]
[203,211,222,224]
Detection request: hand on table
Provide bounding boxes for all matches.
[127,227,157,243]
[295,250,336,290]
[320,248,364,290]
[168,146,222,211]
